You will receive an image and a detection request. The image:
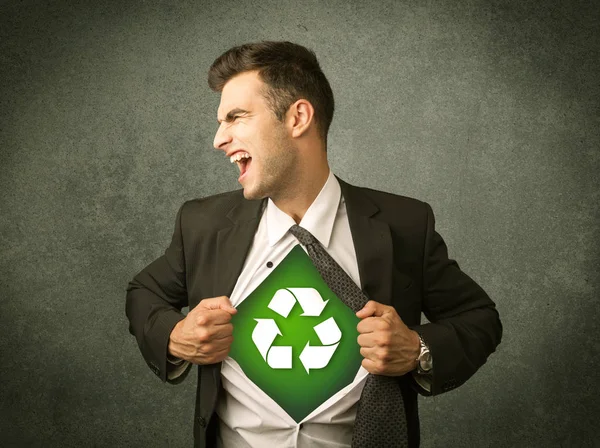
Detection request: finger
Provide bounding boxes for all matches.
[197,296,237,313]
[357,333,376,348]
[356,316,385,334]
[359,346,378,360]
[197,344,231,365]
[196,309,235,326]
[355,300,388,318]
[198,333,233,352]
[361,357,381,375]
[202,336,234,354]
[208,323,234,340]
[198,296,237,311]
[215,344,233,360]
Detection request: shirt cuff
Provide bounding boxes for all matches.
[167,353,185,365]
[412,371,432,392]
[167,356,190,380]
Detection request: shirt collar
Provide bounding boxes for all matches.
[266,170,342,248]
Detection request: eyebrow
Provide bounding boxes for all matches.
[217,108,249,124]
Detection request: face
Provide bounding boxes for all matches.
[213,71,299,201]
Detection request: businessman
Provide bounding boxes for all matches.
[126,41,502,448]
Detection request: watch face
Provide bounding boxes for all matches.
[419,352,432,371]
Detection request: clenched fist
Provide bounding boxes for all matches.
[356,300,420,376]
[168,296,237,365]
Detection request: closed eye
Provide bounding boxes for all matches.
[217,108,250,125]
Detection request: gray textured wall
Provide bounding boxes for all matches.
[1,0,599,446]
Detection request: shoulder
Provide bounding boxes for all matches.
[181,189,246,215]
[176,189,264,233]
[353,184,427,209]
[338,177,432,226]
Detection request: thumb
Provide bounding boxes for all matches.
[198,296,237,314]
[355,300,387,318]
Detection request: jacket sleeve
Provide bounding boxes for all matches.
[125,202,192,384]
[410,202,502,396]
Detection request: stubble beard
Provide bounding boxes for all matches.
[243,139,299,202]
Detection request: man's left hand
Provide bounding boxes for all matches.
[356,300,420,376]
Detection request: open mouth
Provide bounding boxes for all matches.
[238,156,252,179]
[230,152,252,180]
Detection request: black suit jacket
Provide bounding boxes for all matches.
[126,176,502,448]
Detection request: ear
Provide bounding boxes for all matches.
[287,99,315,138]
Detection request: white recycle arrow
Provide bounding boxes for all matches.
[313,316,342,345]
[287,288,328,316]
[252,319,282,360]
[299,317,342,373]
[252,319,293,369]
[268,289,297,318]
[299,342,339,373]
[267,345,292,369]
[268,287,329,318]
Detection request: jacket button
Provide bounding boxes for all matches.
[198,416,206,427]
[148,362,160,376]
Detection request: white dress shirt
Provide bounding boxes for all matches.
[216,170,369,448]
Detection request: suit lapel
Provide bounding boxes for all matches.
[214,196,267,297]
[338,177,393,306]
[205,195,266,408]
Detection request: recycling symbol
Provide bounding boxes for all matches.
[229,245,363,422]
[252,288,342,373]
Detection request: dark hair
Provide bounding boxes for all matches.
[208,41,334,146]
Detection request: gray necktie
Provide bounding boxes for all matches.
[288,225,409,448]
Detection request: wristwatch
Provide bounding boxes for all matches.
[416,334,433,375]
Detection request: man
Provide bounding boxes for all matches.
[126,41,502,448]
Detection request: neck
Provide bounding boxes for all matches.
[272,163,330,224]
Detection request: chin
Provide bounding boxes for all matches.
[241,187,264,201]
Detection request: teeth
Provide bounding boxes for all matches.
[229,152,251,163]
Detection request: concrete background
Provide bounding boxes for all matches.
[1,0,598,446]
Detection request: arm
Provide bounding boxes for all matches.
[125,202,237,383]
[410,202,503,396]
[125,202,191,384]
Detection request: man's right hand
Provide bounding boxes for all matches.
[168,296,237,365]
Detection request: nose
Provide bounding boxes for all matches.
[213,122,232,151]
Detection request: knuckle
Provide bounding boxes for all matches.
[379,320,391,331]
[374,332,390,346]
[378,349,390,362]
[196,329,210,342]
